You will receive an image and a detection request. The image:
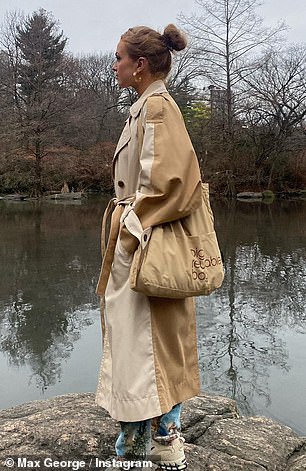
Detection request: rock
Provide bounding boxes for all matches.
[1,194,29,201]
[45,192,84,200]
[237,192,263,199]
[0,392,305,470]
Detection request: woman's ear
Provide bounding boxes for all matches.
[136,56,148,73]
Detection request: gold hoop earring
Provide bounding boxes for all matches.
[133,71,142,83]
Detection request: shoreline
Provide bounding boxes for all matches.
[0,392,305,470]
[1,189,306,202]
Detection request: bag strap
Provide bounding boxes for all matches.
[129,97,163,247]
[137,94,163,157]
[137,112,144,157]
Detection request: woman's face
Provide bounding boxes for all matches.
[112,40,137,88]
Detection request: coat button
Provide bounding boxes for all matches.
[118,180,125,188]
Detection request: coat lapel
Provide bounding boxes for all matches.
[112,118,131,177]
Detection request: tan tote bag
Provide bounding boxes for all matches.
[123,183,224,298]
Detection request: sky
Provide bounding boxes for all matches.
[0,0,305,55]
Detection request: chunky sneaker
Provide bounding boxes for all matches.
[150,436,187,470]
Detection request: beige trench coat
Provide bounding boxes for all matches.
[95,80,202,422]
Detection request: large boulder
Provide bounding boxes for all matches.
[0,393,305,470]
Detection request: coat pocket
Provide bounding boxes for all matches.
[114,238,133,267]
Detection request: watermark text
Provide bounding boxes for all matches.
[3,457,153,470]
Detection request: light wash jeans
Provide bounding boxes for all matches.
[115,403,182,459]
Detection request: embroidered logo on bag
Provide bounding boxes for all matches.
[191,248,222,280]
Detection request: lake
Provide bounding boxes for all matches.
[0,196,305,435]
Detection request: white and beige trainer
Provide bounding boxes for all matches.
[150,436,187,470]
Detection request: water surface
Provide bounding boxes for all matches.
[0,197,305,434]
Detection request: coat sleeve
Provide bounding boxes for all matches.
[120,94,202,253]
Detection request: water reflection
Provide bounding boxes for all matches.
[0,197,306,433]
[198,199,306,432]
[0,198,107,391]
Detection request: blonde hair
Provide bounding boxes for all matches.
[121,24,187,78]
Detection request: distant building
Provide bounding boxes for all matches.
[208,85,227,117]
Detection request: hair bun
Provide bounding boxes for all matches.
[162,24,187,52]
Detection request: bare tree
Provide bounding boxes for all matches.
[70,53,124,145]
[244,45,306,136]
[167,42,201,105]
[180,0,286,137]
[242,45,306,186]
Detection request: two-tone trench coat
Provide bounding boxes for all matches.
[95,80,202,422]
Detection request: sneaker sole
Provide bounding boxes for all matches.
[157,459,187,470]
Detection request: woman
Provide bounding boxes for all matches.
[96,24,202,470]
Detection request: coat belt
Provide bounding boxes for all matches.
[96,195,135,297]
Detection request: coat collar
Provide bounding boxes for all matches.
[130,80,168,118]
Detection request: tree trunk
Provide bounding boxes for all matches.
[225,1,233,139]
[34,139,42,197]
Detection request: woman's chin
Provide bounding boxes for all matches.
[117,78,133,89]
